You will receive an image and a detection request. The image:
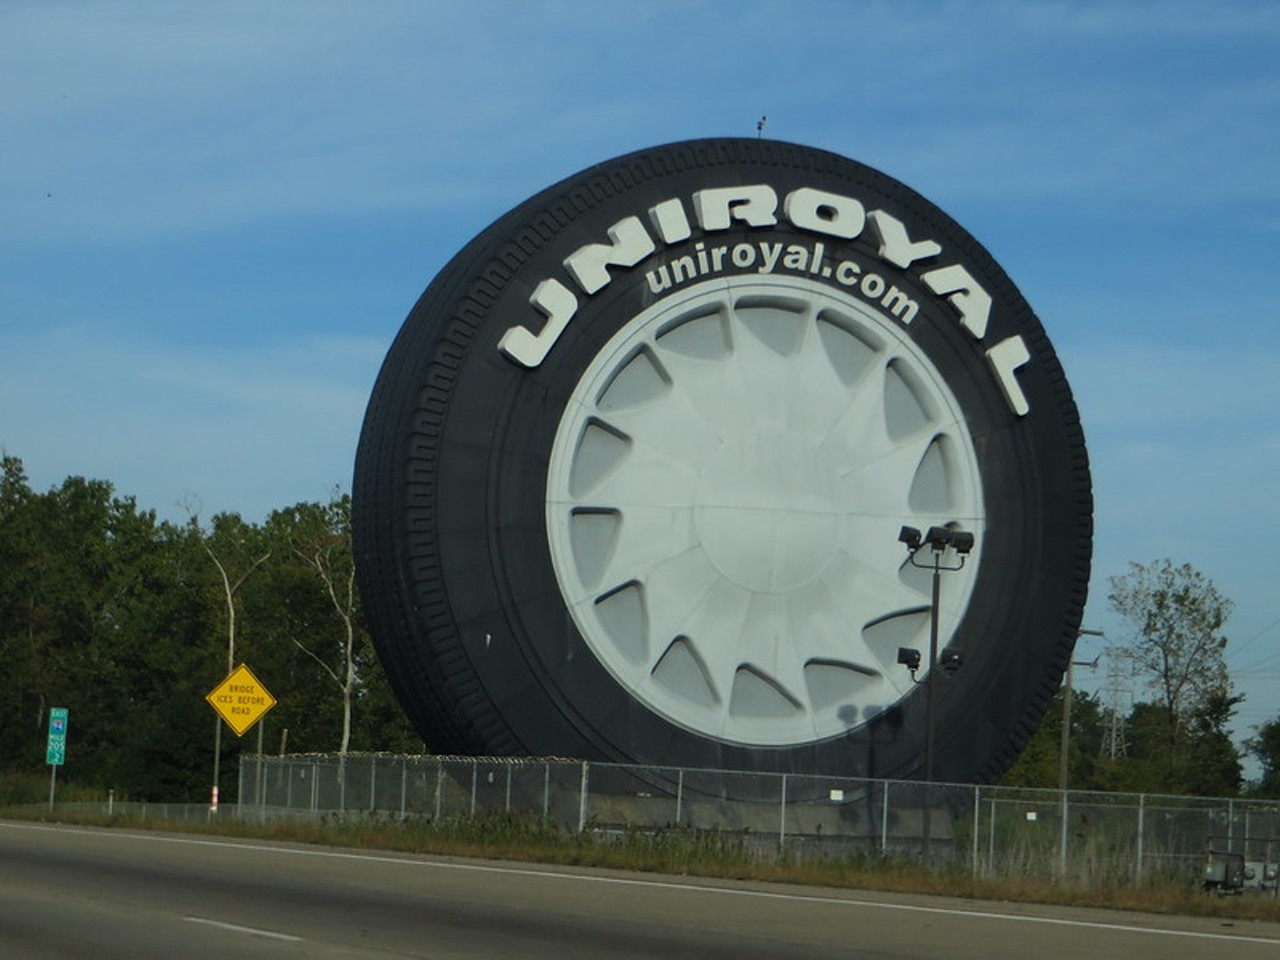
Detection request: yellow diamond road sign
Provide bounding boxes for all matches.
[206,663,277,737]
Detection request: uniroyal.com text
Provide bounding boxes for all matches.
[644,238,919,324]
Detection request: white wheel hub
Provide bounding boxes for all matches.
[695,426,841,594]
[546,276,983,746]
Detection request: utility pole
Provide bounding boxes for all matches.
[1058,629,1104,792]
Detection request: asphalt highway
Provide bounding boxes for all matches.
[2,821,1279,959]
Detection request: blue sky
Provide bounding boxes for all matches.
[4,1,1279,753]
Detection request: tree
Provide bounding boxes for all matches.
[252,494,419,755]
[1107,560,1235,776]
[198,511,273,796]
[200,512,272,676]
[1181,689,1243,796]
[269,495,359,754]
[1001,688,1106,789]
[0,454,44,764]
[1,456,422,799]
[0,460,223,797]
[1246,719,1280,797]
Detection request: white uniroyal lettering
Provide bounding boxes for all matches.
[497,278,578,368]
[648,198,692,244]
[692,185,778,230]
[920,263,992,339]
[986,335,1031,417]
[564,216,655,295]
[867,210,942,268]
[758,243,784,274]
[783,187,866,240]
[881,286,918,324]
[498,180,1024,416]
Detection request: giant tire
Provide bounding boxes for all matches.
[352,138,1092,783]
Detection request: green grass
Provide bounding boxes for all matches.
[0,771,101,806]
[5,801,1280,923]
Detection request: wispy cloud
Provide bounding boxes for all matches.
[0,326,385,522]
[7,0,1278,248]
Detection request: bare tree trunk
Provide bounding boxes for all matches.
[294,534,358,756]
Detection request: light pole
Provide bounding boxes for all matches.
[1058,628,1104,793]
[897,525,974,784]
[897,524,973,856]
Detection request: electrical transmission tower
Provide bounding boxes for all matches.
[1099,646,1133,759]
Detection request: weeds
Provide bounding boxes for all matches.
[0,772,101,806]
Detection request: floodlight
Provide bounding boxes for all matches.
[925,526,952,551]
[898,525,922,550]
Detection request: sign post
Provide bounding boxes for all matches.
[205,665,277,812]
[46,707,68,811]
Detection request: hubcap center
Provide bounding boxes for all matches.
[694,429,841,593]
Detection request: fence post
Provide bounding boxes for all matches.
[400,758,408,819]
[1136,793,1146,885]
[1058,790,1070,878]
[972,786,980,878]
[577,761,590,833]
[880,781,890,853]
[988,797,997,877]
[470,759,478,818]
[543,762,550,823]
[676,768,684,825]
[505,764,512,813]
[369,757,377,813]
[256,733,266,815]
[779,774,788,849]
[434,760,444,821]
[310,761,319,812]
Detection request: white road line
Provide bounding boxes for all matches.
[183,916,303,942]
[6,821,1279,947]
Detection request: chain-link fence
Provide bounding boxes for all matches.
[230,753,1280,888]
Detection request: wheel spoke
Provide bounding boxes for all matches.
[597,375,724,475]
[839,432,942,520]
[783,309,860,443]
[561,429,700,509]
[634,544,723,655]
[671,577,753,710]
[817,358,892,465]
[597,506,699,600]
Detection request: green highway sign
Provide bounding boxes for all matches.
[46,707,68,766]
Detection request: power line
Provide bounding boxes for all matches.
[1228,614,1280,670]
